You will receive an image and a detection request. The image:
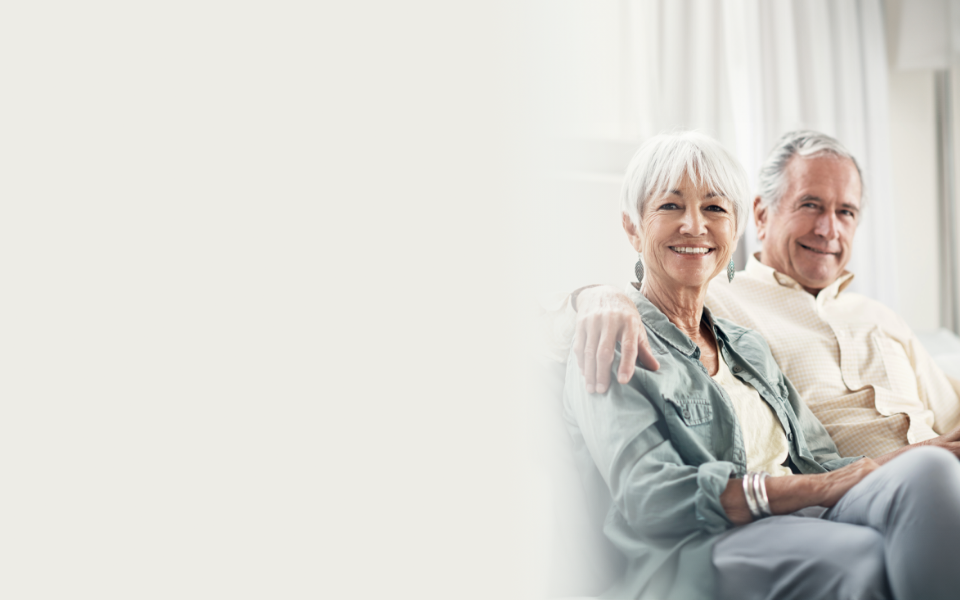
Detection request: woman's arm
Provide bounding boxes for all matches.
[719,459,880,525]
[564,353,735,538]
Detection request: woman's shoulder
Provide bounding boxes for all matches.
[712,315,756,341]
[713,316,777,360]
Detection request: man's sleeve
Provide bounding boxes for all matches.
[907,331,960,435]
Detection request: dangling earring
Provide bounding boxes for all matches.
[727,258,736,282]
[635,253,644,283]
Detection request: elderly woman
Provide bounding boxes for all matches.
[564,131,960,600]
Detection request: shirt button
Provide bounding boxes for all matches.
[682,408,690,419]
[787,432,794,442]
[732,365,743,373]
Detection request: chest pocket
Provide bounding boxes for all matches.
[665,396,713,426]
[874,335,918,397]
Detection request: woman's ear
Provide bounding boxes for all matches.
[622,213,643,252]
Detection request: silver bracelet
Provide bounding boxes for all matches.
[750,471,772,517]
[742,472,762,520]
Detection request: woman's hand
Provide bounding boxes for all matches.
[804,458,880,508]
[574,285,659,393]
[721,458,879,525]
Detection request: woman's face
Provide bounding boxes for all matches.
[637,174,737,293]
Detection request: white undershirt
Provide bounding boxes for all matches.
[712,356,793,477]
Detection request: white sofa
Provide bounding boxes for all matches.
[541,328,960,599]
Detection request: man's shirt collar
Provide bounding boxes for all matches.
[745,253,855,299]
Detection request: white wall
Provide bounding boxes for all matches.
[887,69,941,332]
[884,0,955,333]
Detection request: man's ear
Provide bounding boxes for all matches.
[622,213,643,252]
[753,196,767,240]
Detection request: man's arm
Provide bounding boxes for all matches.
[874,423,960,464]
[873,318,960,462]
[574,285,659,394]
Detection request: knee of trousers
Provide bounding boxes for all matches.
[814,529,889,599]
[715,521,888,600]
[883,446,960,497]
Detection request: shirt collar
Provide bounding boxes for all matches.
[744,253,855,299]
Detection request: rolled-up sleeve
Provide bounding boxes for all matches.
[564,354,736,539]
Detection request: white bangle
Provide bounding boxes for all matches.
[752,471,772,517]
[743,473,762,520]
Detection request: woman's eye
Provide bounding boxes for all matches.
[659,202,680,210]
[705,205,727,213]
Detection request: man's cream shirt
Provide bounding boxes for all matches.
[543,255,960,458]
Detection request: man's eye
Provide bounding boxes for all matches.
[840,209,856,218]
[801,202,818,209]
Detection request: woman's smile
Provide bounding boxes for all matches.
[669,245,715,255]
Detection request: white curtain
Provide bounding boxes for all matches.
[620,0,898,309]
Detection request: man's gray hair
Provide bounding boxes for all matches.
[757,130,864,211]
[621,131,750,240]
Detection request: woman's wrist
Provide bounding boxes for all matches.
[765,473,829,513]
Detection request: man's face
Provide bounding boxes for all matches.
[754,155,861,295]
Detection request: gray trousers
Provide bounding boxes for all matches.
[713,446,960,600]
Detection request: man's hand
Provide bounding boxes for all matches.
[921,423,960,458]
[875,423,960,465]
[573,285,659,394]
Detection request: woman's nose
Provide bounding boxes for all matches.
[679,207,706,234]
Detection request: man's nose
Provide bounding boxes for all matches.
[814,212,839,238]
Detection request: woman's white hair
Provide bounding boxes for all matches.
[620,131,750,239]
[757,130,864,212]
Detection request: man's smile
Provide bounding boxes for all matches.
[798,242,839,256]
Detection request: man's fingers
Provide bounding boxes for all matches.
[615,322,659,383]
[944,441,960,459]
[581,313,601,393]
[594,325,617,393]
[616,324,640,386]
[574,317,587,372]
[634,327,660,373]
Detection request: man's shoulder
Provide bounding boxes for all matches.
[832,290,912,335]
[834,289,897,313]
[705,272,781,325]
[707,269,773,300]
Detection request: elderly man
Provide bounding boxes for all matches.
[554,130,960,459]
